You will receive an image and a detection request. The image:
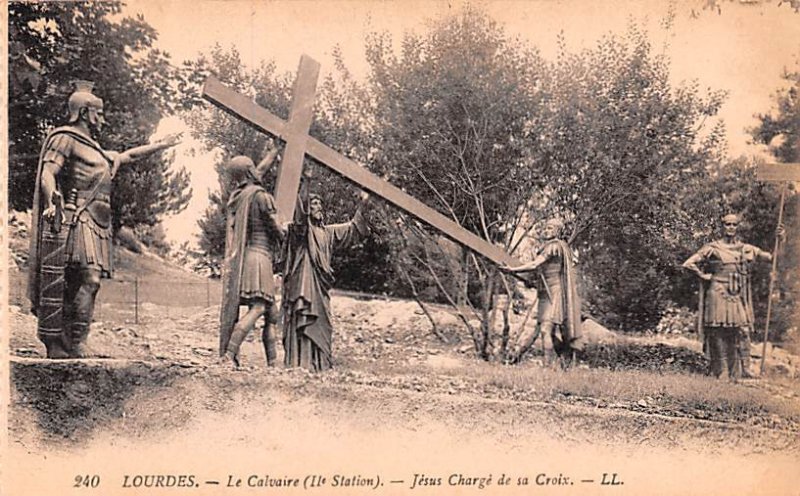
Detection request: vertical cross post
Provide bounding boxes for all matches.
[274,55,320,224]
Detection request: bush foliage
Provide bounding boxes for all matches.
[187,8,797,347]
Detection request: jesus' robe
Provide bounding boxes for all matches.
[281,195,367,371]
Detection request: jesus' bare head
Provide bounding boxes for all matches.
[308,194,324,224]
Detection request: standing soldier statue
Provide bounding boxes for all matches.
[503,218,583,367]
[219,147,284,369]
[28,81,180,359]
[682,213,784,379]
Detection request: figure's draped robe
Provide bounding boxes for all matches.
[282,199,366,371]
[536,239,582,345]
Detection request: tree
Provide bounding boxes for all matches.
[359,8,549,359]
[358,10,736,358]
[189,6,793,354]
[691,0,800,17]
[753,62,800,164]
[532,23,730,330]
[8,1,195,231]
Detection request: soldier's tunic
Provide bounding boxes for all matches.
[48,132,115,273]
[694,241,764,327]
[240,189,279,302]
[533,239,582,346]
[219,182,281,355]
[28,127,116,350]
[688,240,769,377]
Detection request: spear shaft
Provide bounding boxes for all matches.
[759,182,787,375]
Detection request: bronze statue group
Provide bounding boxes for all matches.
[217,149,368,372]
[28,83,784,381]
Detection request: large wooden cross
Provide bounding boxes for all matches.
[755,161,799,374]
[203,55,517,266]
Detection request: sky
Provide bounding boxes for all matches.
[124,0,800,247]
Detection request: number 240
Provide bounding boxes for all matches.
[74,475,100,488]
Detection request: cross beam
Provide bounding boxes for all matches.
[202,58,517,266]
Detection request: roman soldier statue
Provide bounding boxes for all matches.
[683,213,784,379]
[503,218,583,368]
[28,81,180,358]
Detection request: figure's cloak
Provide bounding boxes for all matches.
[219,182,264,355]
[27,126,112,315]
[545,239,582,343]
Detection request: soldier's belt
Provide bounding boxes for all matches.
[70,194,112,228]
[76,192,110,203]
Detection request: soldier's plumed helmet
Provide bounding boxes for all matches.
[721,213,741,224]
[68,80,103,123]
[225,155,258,183]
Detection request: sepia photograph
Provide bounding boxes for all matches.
[4,0,800,494]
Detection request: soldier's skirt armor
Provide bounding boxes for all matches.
[538,259,564,324]
[239,196,276,302]
[65,194,113,276]
[704,262,751,327]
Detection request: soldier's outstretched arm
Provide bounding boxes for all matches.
[755,247,773,262]
[502,255,546,274]
[116,132,182,167]
[753,224,787,262]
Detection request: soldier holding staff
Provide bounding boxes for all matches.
[682,213,784,379]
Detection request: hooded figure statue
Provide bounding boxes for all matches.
[219,153,284,368]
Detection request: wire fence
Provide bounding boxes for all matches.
[9,271,224,325]
[93,277,224,324]
[8,269,446,327]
